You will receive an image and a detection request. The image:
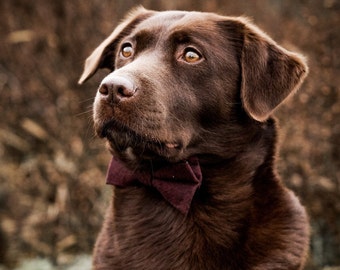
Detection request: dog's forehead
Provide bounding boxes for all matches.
[133,11,218,36]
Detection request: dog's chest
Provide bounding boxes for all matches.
[107,186,245,269]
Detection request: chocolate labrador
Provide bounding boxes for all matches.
[79,7,309,270]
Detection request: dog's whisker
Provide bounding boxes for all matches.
[74,110,93,118]
[78,97,95,104]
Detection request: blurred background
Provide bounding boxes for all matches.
[0,0,339,269]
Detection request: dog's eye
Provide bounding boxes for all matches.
[183,49,201,63]
[121,44,134,58]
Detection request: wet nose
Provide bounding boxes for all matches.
[98,75,136,103]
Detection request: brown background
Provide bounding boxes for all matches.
[0,0,339,269]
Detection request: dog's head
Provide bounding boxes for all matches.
[79,7,308,166]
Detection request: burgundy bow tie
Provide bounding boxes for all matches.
[106,156,202,215]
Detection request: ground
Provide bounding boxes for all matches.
[0,0,339,269]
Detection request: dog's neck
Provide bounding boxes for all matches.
[199,118,277,175]
[186,122,277,246]
[109,119,279,250]
[111,117,277,213]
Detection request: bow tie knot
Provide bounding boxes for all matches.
[106,157,202,214]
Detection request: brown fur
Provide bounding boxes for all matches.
[79,7,309,270]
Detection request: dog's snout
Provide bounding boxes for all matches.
[98,75,136,103]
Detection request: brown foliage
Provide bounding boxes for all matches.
[0,0,339,269]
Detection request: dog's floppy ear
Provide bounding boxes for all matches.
[239,19,308,121]
[78,7,154,84]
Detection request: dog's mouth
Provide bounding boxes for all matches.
[97,120,183,161]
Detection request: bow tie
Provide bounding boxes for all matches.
[106,156,202,215]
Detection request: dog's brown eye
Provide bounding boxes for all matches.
[121,44,133,58]
[184,50,201,63]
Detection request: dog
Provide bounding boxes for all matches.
[79,7,309,270]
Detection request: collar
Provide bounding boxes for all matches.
[106,156,202,215]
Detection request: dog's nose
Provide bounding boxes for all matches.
[98,75,136,103]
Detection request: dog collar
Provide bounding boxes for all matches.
[106,156,202,215]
